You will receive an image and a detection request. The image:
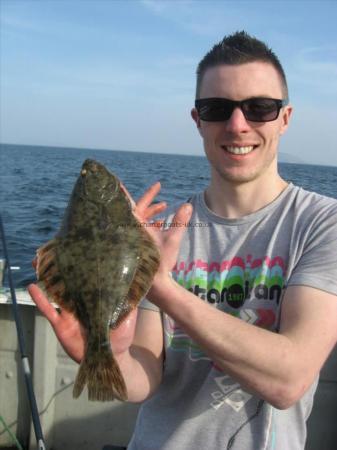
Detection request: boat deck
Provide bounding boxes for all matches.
[0,290,336,450]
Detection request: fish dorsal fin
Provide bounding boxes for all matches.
[126,228,160,306]
[36,238,76,313]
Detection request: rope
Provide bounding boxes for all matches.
[0,414,24,450]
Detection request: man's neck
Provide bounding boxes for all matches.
[204,171,288,219]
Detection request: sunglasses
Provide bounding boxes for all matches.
[195,97,289,123]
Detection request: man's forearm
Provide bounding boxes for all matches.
[148,277,307,409]
[115,345,163,403]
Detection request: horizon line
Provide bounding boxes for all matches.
[1,142,335,168]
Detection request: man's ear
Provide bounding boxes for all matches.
[191,107,201,129]
[279,105,293,136]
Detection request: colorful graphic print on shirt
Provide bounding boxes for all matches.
[165,254,286,362]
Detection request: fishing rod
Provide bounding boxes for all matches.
[0,214,46,450]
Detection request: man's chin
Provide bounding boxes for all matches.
[214,168,262,185]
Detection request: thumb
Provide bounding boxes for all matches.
[174,203,193,225]
[166,203,193,245]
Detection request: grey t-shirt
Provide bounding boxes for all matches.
[128,184,337,450]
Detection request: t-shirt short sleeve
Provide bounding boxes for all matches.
[287,201,337,296]
[138,297,160,312]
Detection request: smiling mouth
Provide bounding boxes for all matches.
[222,145,258,155]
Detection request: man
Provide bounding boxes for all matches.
[29,31,337,449]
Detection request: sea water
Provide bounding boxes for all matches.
[1,143,336,287]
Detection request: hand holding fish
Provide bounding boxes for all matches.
[124,181,194,310]
[28,283,138,363]
[121,180,193,277]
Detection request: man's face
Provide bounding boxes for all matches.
[191,62,292,185]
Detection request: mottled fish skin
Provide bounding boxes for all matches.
[36,159,160,401]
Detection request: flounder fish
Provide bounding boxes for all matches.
[35,159,160,401]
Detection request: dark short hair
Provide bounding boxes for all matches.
[196,31,288,99]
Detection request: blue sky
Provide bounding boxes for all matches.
[1,0,337,165]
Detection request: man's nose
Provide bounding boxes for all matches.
[224,106,251,133]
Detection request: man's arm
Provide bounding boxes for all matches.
[148,277,337,410]
[115,308,164,403]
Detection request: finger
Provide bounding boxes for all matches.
[166,203,193,243]
[171,203,193,227]
[143,202,167,220]
[136,182,161,214]
[151,219,164,229]
[120,182,136,209]
[28,284,60,326]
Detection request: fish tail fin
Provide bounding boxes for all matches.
[73,343,127,402]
